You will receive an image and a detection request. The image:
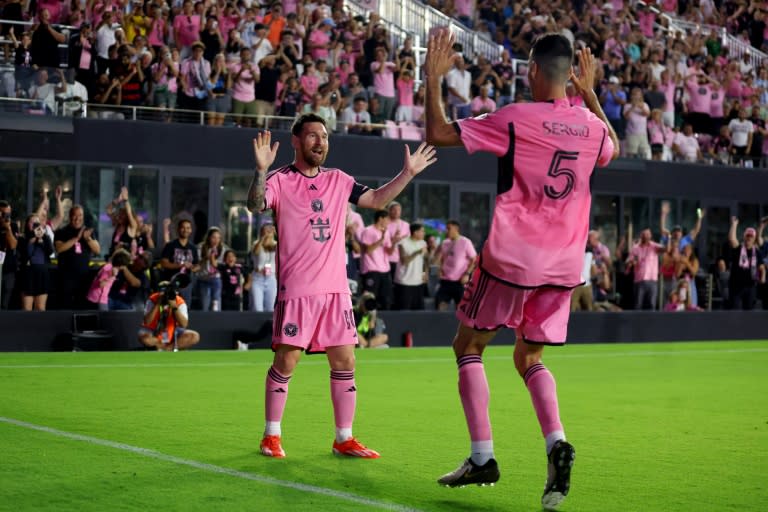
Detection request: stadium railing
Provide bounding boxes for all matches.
[0,95,427,139]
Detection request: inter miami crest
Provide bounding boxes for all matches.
[283,323,298,337]
[311,199,324,212]
[310,217,331,242]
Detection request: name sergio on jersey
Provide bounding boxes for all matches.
[542,121,590,138]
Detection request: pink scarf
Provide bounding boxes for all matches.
[739,245,758,279]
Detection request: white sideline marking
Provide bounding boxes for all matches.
[0,347,767,369]
[0,416,423,512]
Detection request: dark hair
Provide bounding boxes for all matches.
[223,249,237,261]
[530,33,574,83]
[446,219,461,229]
[177,219,192,231]
[291,113,327,136]
[410,222,423,233]
[373,209,389,222]
[111,248,132,267]
[0,200,9,209]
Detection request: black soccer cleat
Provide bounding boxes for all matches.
[437,457,500,488]
[542,440,576,510]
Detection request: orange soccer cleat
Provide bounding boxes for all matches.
[332,437,380,459]
[260,435,286,458]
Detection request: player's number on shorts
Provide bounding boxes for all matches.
[544,150,579,200]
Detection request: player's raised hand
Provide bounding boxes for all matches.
[253,130,280,173]
[402,142,437,177]
[570,47,597,98]
[425,27,458,79]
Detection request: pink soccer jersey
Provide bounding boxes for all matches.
[264,165,369,300]
[358,225,391,273]
[439,236,477,281]
[386,219,410,263]
[457,98,615,288]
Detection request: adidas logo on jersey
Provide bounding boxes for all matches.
[309,184,318,190]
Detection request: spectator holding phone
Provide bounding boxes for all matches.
[246,223,277,312]
[19,214,54,311]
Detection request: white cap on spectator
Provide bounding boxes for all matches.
[609,76,620,84]
[522,7,532,14]
[602,3,614,9]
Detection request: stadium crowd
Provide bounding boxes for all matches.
[0,0,767,162]
[1,186,767,315]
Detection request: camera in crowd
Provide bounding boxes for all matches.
[32,221,45,238]
[159,272,190,305]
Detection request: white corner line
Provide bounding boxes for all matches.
[0,416,423,512]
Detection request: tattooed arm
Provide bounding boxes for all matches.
[246,132,280,213]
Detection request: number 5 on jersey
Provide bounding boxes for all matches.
[544,150,579,200]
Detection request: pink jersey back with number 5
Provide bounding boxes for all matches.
[457,98,614,288]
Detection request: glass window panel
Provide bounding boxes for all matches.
[651,198,678,236]
[170,176,210,245]
[623,196,651,242]
[418,183,450,221]
[0,162,28,221]
[32,164,75,227]
[591,195,619,253]
[222,174,261,258]
[128,168,159,246]
[459,191,490,249]
[737,203,760,228]
[393,182,415,221]
[81,166,122,258]
[703,205,732,265]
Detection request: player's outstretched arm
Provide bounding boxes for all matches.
[357,143,437,210]
[424,28,463,147]
[247,131,280,213]
[571,47,620,161]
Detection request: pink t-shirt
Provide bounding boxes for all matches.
[457,98,615,288]
[87,263,117,304]
[455,0,473,16]
[346,209,364,257]
[471,97,497,114]
[726,73,742,98]
[624,102,649,135]
[371,61,396,97]
[300,74,319,102]
[439,236,477,281]
[147,18,166,47]
[264,165,370,300]
[710,89,725,117]
[396,79,414,106]
[79,38,92,71]
[647,120,672,145]
[308,29,330,60]
[386,219,410,263]
[686,79,711,114]
[359,225,392,273]
[630,242,663,282]
[636,11,655,38]
[659,81,675,113]
[232,63,257,102]
[173,14,201,49]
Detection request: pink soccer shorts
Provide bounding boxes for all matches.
[271,293,358,353]
[456,268,573,345]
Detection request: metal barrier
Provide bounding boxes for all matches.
[345,0,503,63]
[0,95,426,139]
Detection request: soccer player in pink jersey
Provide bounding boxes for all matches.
[246,113,437,459]
[425,31,620,509]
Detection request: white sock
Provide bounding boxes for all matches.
[264,421,281,437]
[545,430,566,455]
[335,427,353,443]
[470,440,494,466]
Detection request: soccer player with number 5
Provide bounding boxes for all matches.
[246,114,437,459]
[425,31,619,509]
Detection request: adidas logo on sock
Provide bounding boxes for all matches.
[273,388,286,393]
[346,386,357,392]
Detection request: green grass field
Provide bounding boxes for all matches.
[1,341,767,511]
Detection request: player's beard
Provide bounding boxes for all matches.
[302,145,327,167]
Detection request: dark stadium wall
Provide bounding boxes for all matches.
[0,311,765,352]
[0,116,767,203]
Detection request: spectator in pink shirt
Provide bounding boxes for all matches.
[685,69,718,135]
[433,220,477,311]
[385,201,409,278]
[627,228,666,310]
[648,109,674,161]
[308,18,334,64]
[87,249,131,311]
[395,69,415,123]
[359,209,394,310]
[299,60,319,103]
[371,47,397,121]
[468,83,496,115]
[231,47,257,127]
[658,69,676,128]
[173,0,201,59]
[179,41,211,114]
[623,87,651,159]
[709,82,726,135]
